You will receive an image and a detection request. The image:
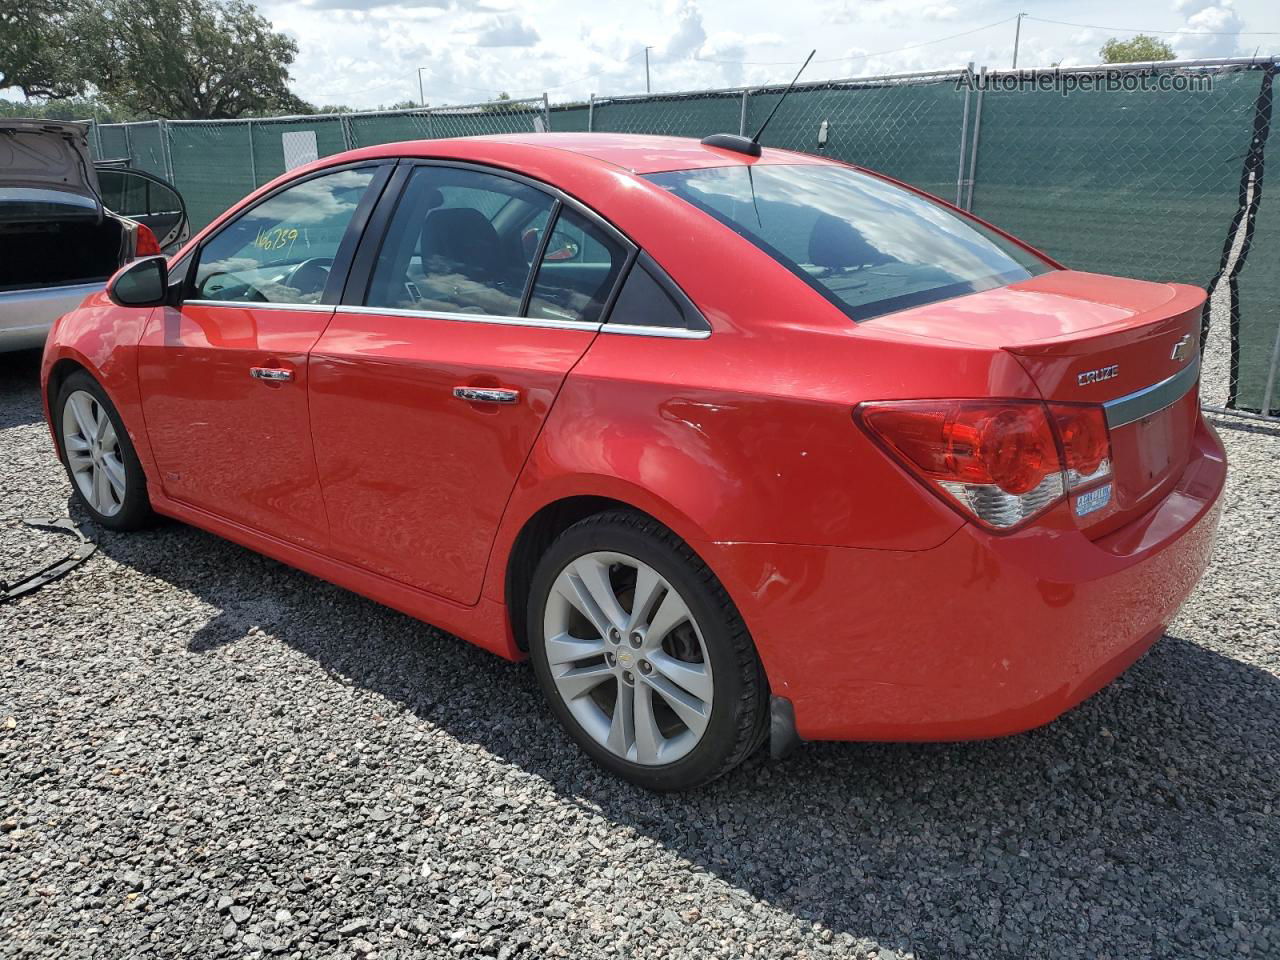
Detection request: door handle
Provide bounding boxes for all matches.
[453,386,520,404]
[250,367,293,382]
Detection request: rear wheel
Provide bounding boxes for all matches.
[528,511,768,791]
[54,371,154,531]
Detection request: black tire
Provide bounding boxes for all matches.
[52,370,155,531]
[528,510,769,791]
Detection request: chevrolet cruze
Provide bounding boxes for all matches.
[41,133,1225,790]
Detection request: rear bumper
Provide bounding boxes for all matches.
[704,416,1226,742]
[0,283,101,352]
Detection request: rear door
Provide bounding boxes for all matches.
[95,166,189,250]
[307,162,633,604]
[137,162,390,550]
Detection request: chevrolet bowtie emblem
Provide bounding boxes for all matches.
[1170,334,1193,363]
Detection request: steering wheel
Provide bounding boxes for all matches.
[285,257,334,297]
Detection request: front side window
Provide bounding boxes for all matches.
[646,164,1050,322]
[366,166,555,316]
[193,167,375,304]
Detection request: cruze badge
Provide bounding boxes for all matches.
[1077,364,1119,387]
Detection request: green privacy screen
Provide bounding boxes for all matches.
[87,62,1279,414]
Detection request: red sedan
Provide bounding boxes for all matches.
[41,134,1225,791]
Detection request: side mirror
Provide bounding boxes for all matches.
[107,256,170,308]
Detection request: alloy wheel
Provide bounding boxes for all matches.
[542,551,714,766]
[62,390,126,518]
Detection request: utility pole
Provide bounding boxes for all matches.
[644,46,653,93]
[1012,12,1026,69]
[417,67,428,106]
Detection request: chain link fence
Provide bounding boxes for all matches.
[87,59,1280,420]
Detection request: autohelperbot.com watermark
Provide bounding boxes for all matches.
[956,67,1214,96]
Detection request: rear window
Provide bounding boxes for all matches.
[0,188,98,221]
[645,164,1050,321]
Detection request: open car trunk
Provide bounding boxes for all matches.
[0,217,126,293]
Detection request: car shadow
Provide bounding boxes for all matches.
[82,515,1279,958]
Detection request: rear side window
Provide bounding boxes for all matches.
[646,164,1050,322]
[526,208,627,324]
[365,166,554,317]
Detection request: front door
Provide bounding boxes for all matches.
[137,165,384,550]
[308,163,632,604]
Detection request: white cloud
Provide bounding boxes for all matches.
[474,14,541,46]
[259,0,1280,109]
[1173,0,1246,58]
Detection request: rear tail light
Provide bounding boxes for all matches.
[856,399,1112,531]
[1050,403,1112,489]
[133,223,161,258]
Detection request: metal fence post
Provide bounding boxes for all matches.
[247,119,257,188]
[542,93,551,132]
[955,63,973,206]
[123,123,133,164]
[588,93,594,132]
[739,90,749,136]
[1261,312,1280,417]
[964,85,984,211]
[160,119,174,182]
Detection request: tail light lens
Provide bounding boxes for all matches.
[1050,403,1112,489]
[133,223,161,258]
[856,399,1112,531]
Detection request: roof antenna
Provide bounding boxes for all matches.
[702,50,816,158]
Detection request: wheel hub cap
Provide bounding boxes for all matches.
[543,551,714,767]
[61,390,126,518]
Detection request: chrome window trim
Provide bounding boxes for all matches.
[335,304,602,333]
[600,323,712,340]
[184,299,332,313]
[1104,354,1201,428]
[332,304,713,339]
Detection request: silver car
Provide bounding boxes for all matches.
[0,120,188,352]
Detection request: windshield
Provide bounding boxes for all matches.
[645,163,1050,321]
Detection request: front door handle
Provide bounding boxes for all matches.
[453,386,520,404]
[250,367,293,382]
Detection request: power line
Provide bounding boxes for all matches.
[1024,15,1280,37]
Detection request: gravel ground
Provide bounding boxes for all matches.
[2,347,1277,960]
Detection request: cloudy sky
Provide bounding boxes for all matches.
[263,0,1280,109]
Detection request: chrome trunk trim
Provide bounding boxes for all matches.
[1104,354,1201,428]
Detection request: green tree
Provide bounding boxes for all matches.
[79,0,310,119]
[1100,35,1177,64]
[0,0,86,99]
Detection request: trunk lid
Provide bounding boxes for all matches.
[864,270,1204,535]
[0,120,103,222]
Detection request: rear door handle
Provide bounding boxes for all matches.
[250,367,293,382]
[453,386,519,404]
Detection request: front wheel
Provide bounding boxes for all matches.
[53,370,155,531]
[528,511,768,791]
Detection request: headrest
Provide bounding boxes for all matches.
[420,207,501,275]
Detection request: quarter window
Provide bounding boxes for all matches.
[194,167,375,304]
[607,256,707,331]
[365,166,555,316]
